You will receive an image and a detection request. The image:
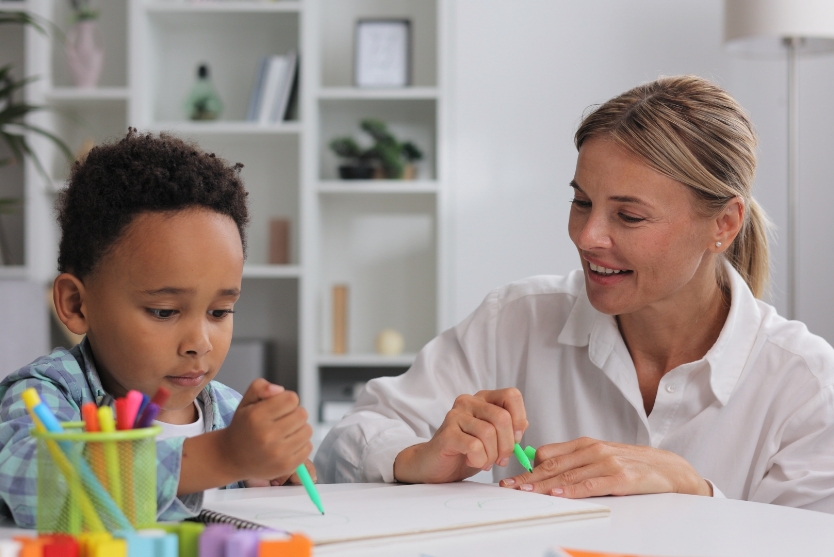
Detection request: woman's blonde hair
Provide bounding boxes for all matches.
[575,75,770,298]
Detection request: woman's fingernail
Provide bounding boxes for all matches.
[514,430,523,443]
[520,484,533,492]
[482,464,493,472]
[267,384,285,394]
[552,488,564,495]
[498,457,509,467]
[502,477,516,486]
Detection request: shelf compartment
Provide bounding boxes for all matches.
[317,353,416,367]
[319,98,436,181]
[320,0,438,88]
[145,1,302,14]
[142,9,299,123]
[50,0,128,88]
[318,180,438,194]
[318,87,439,100]
[0,3,31,12]
[47,103,128,182]
[243,264,302,279]
[147,121,301,135]
[0,18,25,266]
[0,266,28,280]
[320,195,436,355]
[233,277,300,391]
[164,132,300,267]
[46,87,130,104]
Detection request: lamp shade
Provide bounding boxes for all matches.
[725,0,834,55]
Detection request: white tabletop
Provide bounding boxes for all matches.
[4,483,833,556]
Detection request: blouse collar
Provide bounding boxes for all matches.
[557,260,763,406]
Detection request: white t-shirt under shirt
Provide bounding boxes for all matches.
[315,263,834,513]
[154,401,221,493]
[154,401,205,441]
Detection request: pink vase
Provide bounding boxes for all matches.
[65,20,104,89]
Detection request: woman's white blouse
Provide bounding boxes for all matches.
[315,266,834,512]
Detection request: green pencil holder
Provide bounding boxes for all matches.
[32,423,161,534]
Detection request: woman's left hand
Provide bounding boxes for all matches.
[498,437,712,498]
[245,459,316,487]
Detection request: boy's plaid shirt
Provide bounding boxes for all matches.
[0,339,243,527]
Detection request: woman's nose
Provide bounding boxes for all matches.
[576,212,612,250]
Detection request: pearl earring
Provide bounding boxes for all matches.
[715,241,722,248]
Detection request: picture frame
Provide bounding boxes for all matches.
[354,19,411,88]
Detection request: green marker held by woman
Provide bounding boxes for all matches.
[513,443,533,473]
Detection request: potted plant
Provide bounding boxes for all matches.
[0,12,73,263]
[65,0,103,88]
[329,137,376,180]
[329,119,424,180]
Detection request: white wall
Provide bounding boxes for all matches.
[446,0,834,345]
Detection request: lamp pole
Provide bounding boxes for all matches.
[785,37,801,320]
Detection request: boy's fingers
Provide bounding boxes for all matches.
[239,378,284,407]
[476,388,528,443]
[250,390,302,422]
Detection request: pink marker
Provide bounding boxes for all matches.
[121,390,144,430]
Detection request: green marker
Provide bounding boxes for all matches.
[513,443,533,472]
[297,464,324,514]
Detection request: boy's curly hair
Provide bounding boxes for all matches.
[57,129,249,278]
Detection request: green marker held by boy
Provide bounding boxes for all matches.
[0,130,317,528]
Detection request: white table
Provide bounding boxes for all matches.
[4,484,833,556]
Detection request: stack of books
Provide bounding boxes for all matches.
[246,51,299,124]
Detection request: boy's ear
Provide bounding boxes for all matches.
[53,273,90,335]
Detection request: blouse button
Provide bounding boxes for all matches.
[666,383,677,393]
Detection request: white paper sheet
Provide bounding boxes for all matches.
[205,482,609,545]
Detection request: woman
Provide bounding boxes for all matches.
[314,76,834,511]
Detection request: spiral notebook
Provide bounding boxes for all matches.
[197,482,609,545]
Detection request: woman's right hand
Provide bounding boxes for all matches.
[393,388,528,484]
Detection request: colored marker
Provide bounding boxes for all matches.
[135,403,160,429]
[296,464,324,515]
[123,390,144,430]
[114,398,127,430]
[151,386,170,407]
[21,389,122,532]
[135,387,170,428]
[513,443,533,473]
[134,394,150,428]
[97,406,123,509]
[82,402,109,490]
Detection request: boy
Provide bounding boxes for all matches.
[0,130,314,527]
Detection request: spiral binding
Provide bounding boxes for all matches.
[191,509,287,533]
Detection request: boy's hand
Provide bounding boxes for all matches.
[218,379,313,482]
[244,459,317,487]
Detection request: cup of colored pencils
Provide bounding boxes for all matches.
[27,387,167,534]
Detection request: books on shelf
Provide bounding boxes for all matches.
[246,52,298,124]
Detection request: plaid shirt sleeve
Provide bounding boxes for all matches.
[0,349,94,528]
[0,348,237,526]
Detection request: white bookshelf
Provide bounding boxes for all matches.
[19,0,449,427]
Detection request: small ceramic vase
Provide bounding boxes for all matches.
[65,20,104,89]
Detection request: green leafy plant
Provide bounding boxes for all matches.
[68,0,99,22]
[0,11,73,264]
[0,12,72,182]
[329,119,424,179]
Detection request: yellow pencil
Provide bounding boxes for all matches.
[21,389,105,532]
[97,406,123,510]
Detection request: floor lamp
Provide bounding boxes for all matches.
[724,0,834,320]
